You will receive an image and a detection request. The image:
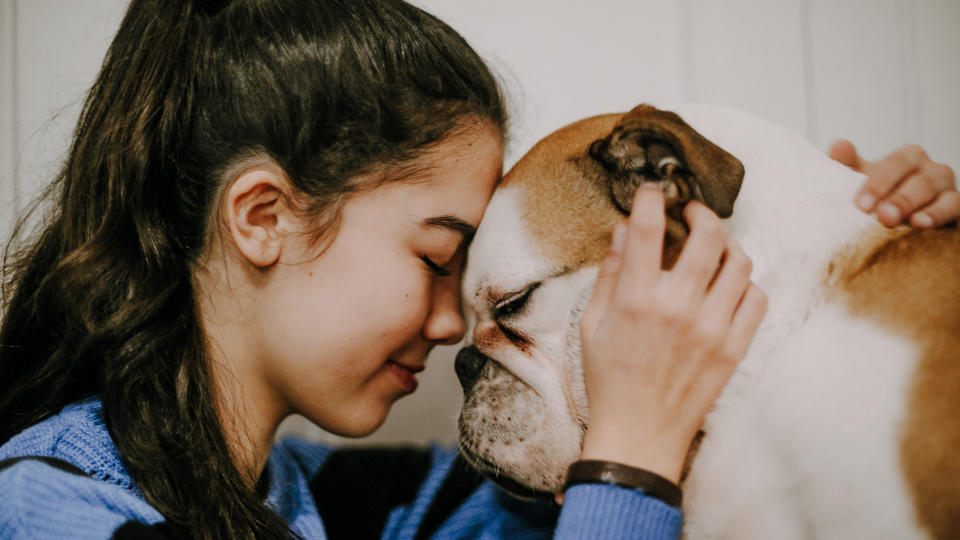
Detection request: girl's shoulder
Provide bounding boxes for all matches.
[0,395,131,489]
[0,456,166,538]
[0,396,174,536]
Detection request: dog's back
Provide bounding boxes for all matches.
[678,106,960,539]
[834,227,960,539]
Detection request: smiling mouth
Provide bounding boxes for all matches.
[389,360,425,373]
[387,361,421,393]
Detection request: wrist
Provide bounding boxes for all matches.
[581,427,686,484]
[564,459,683,508]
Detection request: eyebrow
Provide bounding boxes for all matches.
[421,215,476,243]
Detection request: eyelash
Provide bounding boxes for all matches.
[494,282,540,320]
[421,256,453,277]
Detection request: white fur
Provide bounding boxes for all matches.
[670,105,924,538]
[463,105,930,537]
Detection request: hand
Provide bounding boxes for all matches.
[578,185,767,484]
[829,140,959,228]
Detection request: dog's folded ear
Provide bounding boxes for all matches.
[588,104,745,217]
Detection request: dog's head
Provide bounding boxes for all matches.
[456,104,744,495]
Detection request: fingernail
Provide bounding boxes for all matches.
[913,212,934,228]
[856,192,876,211]
[611,223,627,253]
[877,202,900,223]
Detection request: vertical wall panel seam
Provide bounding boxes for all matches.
[10,0,19,215]
[799,0,818,145]
[898,0,920,144]
[679,0,697,102]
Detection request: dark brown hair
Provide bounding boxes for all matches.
[0,0,505,538]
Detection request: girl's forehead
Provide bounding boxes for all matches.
[344,128,503,226]
[414,123,504,177]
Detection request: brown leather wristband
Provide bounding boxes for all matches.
[564,460,683,507]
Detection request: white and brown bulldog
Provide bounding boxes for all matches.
[455,103,960,539]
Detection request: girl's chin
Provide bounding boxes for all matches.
[316,403,394,438]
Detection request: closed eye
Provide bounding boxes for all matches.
[493,282,540,320]
[421,256,452,277]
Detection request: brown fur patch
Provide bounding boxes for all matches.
[474,323,531,354]
[504,109,727,272]
[503,114,626,272]
[473,325,504,352]
[831,227,960,539]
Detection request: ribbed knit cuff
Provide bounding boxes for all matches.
[556,483,683,539]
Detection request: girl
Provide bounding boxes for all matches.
[0,1,955,539]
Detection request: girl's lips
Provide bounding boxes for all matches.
[388,361,420,393]
[393,361,425,373]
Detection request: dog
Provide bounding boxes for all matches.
[455,103,960,539]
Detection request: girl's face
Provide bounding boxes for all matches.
[252,124,503,437]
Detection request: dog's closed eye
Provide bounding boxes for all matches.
[493,282,540,320]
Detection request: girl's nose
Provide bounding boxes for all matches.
[422,279,466,345]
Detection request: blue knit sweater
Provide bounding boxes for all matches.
[0,397,682,538]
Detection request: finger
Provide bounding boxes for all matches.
[722,283,768,363]
[584,222,627,323]
[828,139,864,171]
[910,190,960,228]
[614,185,666,300]
[828,139,876,211]
[670,202,727,297]
[873,170,944,227]
[855,145,926,212]
[701,239,752,323]
[873,159,956,226]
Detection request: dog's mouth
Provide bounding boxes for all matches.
[458,442,554,500]
[457,355,547,440]
[456,353,568,493]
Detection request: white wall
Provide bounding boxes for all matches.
[410,0,960,172]
[1,0,17,243]
[1,0,126,245]
[1,0,958,446]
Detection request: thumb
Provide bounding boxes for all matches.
[829,139,865,171]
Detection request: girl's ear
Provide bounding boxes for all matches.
[224,162,295,268]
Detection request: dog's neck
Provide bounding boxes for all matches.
[727,153,874,293]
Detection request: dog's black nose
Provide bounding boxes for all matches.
[455,345,487,391]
